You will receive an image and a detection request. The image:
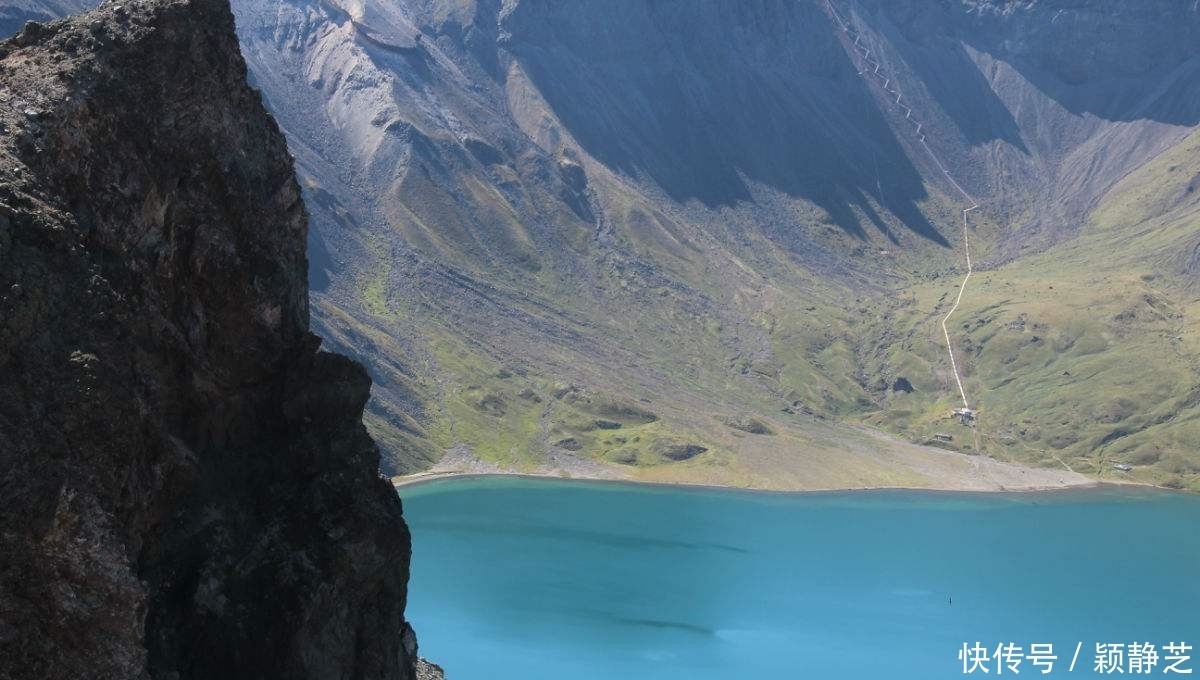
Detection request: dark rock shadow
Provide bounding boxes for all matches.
[844,2,1028,152]
[864,0,1200,128]
[501,0,947,245]
[300,183,355,293]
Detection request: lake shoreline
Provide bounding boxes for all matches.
[391,468,1165,497]
[390,431,1171,495]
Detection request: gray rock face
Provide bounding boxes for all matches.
[845,0,1200,254]
[0,2,420,678]
[501,0,940,235]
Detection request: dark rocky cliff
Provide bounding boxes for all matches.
[0,1,432,678]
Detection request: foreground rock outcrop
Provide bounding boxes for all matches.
[0,1,428,677]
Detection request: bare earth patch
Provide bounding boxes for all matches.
[394,425,1093,493]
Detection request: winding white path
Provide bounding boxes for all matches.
[823,0,976,410]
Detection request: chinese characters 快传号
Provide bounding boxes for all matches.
[960,641,1192,674]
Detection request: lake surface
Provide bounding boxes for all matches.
[401,478,1200,679]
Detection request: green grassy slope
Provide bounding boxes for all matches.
[228,0,1200,490]
[862,129,1200,490]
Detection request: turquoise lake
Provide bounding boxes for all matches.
[400,478,1200,679]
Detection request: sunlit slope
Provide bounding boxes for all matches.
[970,128,1200,489]
[862,129,1200,490]
[227,0,1200,489]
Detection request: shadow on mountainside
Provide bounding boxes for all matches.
[502,0,948,246]
[859,0,1200,130]
[853,6,1029,152]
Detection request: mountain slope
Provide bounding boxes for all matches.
[226,0,1199,490]
[0,0,91,36]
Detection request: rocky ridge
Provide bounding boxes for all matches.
[0,1,432,678]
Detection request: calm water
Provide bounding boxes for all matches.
[401,478,1200,679]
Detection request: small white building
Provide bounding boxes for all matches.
[952,407,976,425]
